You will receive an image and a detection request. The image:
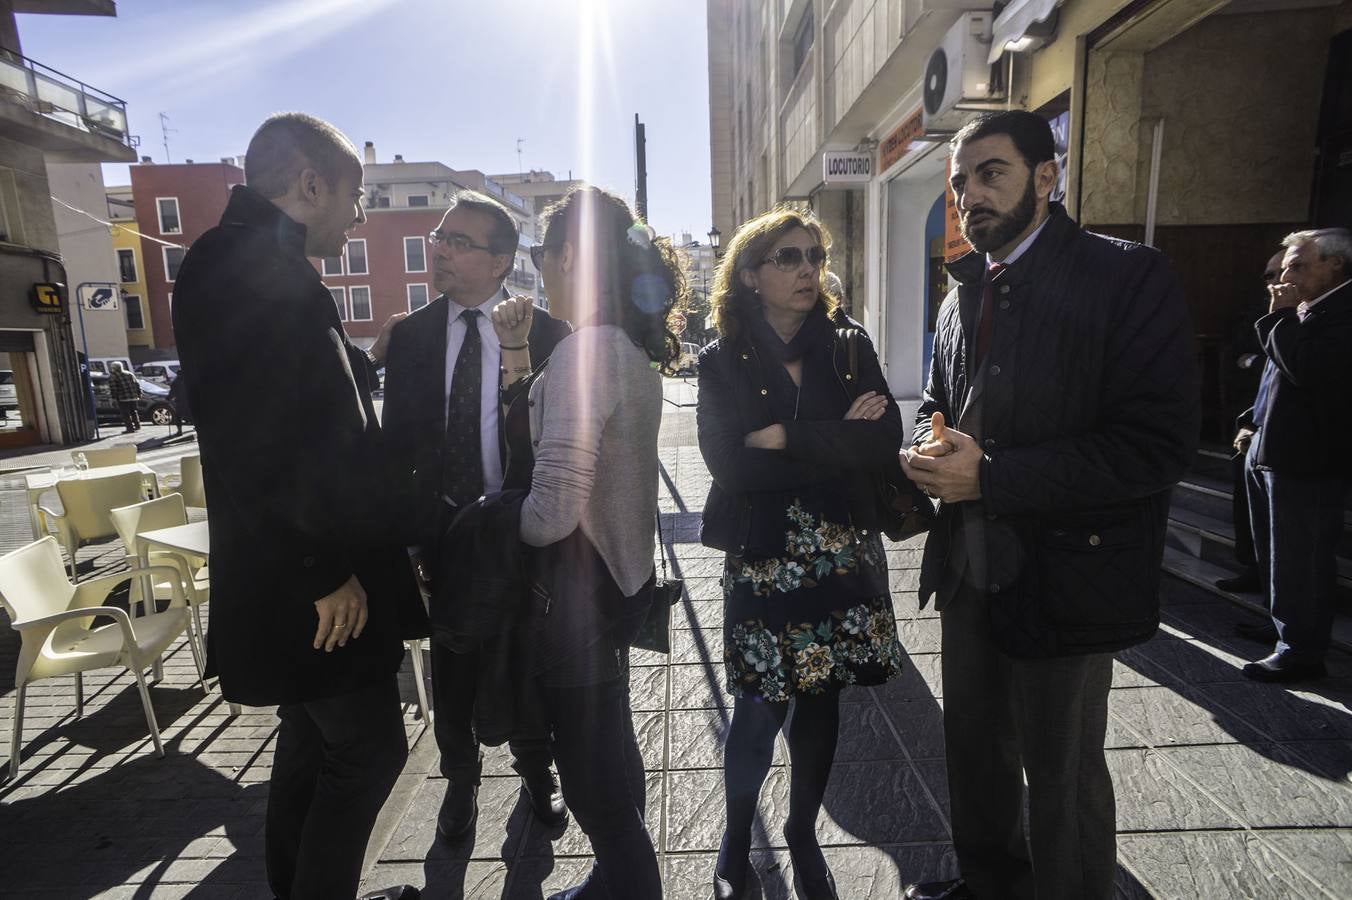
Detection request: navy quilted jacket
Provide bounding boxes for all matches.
[914,205,1200,658]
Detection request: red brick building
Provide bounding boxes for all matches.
[128,159,243,353]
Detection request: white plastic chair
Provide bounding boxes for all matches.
[37,472,149,580]
[73,446,137,469]
[0,537,195,779]
[109,495,210,683]
[178,455,206,509]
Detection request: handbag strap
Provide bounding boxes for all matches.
[655,511,669,580]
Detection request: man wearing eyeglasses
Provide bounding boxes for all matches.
[381,189,571,843]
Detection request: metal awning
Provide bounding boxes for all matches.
[989,0,1060,62]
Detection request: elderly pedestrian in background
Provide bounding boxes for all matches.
[900,110,1198,900]
[1238,227,1352,683]
[108,361,141,433]
[697,207,906,900]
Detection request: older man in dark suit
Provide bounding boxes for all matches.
[381,190,571,843]
[172,113,425,900]
[1240,227,1352,683]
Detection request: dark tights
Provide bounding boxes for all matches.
[719,691,841,886]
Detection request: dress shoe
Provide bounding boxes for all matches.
[1243,652,1327,683]
[359,886,421,900]
[1215,570,1261,593]
[1234,619,1278,643]
[436,781,478,840]
[546,864,598,900]
[521,769,568,826]
[903,880,973,900]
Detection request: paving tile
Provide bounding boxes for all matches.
[863,697,946,761]
[1194,682,1352,743]
[834,699,906,763]
[501,855,597,898]
[669,663,731,711]
[628,664,669,713]
[517,773,661,859]
[380,776,530,863]
[1116,831,1322,899]
[1253,829,1352,893]
[1107,748,1240,832]
[1106,685,1263,749]
[360,860,509,899]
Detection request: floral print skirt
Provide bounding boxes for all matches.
[723,502,905,703]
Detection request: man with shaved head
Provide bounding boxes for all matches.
[173,112,423,900]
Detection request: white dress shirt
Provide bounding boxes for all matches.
[443,296,504,495]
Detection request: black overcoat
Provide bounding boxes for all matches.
[172,185,429,706]
[914,204,1200,658]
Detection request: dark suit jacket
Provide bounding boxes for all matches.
[381,292,571,551]
[1240,279,1352,476]
[172,185,428,707]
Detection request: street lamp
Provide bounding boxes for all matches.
[707,226,722,257]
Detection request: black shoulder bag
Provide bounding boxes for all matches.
[630,512,684,654]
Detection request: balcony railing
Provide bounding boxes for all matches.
[0,48,133,148]
[506,270,537,290]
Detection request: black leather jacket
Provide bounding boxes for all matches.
[915,205,1199,658]
[697,310,905,557]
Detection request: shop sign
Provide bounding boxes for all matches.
[879,107,925,172]
[943,158,973,263]
[29,282,65,315]
[823,151,873,184]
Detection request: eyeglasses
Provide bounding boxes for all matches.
[529,243,561,271]
[428,230,494,254]
[759,245,827,271]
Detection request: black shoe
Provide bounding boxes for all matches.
[1234,619,1278,642]
[1215,570,1261,593]
[521,769,567,826]
[903,880,972,900]
[547,864,598,900]
[1242,653,1327,683]
[436,781,478,840]
[359,887,421,900]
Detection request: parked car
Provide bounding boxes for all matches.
[0,369,16,420]
[676,342,700,375]
[135,360,181,386]
[90,372,180,426]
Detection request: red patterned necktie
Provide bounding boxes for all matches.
[974,262,1005,369]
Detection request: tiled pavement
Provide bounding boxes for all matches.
[1,389,1352,897]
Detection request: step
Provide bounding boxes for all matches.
[1162,546,1352,655]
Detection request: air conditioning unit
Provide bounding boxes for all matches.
[922,12,1003,135]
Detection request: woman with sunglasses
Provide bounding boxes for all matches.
[496,185,685,899]
[697,208,906,900]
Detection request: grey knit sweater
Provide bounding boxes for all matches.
[519,325,662,596]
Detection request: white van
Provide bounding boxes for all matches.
[136,360,181,386]
[89,357,134,377]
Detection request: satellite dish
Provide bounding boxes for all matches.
[924,47,949,117]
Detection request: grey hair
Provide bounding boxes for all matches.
[1282,228,1352,271]
[109,361,123,372]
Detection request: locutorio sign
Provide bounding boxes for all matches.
[822,151,873,184]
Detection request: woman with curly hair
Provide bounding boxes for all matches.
[494,185,685,899]
[696,207,907,899]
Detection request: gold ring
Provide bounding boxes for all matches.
[335,621,347,628]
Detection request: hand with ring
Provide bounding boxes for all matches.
[313,575,369,652]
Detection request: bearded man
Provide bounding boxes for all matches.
[899,111,1199,900]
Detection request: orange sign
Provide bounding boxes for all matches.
[878,107,925,173]
[943,158,973,263]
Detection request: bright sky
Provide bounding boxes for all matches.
[17,0,714,240]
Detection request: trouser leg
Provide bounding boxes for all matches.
[431,640,483,783]
[1246,443,1274,607]
[1268,472,1347,665]
[546,676,660,899]
[940,584,1034,900]
[1231,450,1256,569]
[286,676,408,900]
[266,702,323,899]
[1013,652,1116,900]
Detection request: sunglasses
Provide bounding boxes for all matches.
[529,243,562,271]
[759,245,827,271]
